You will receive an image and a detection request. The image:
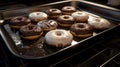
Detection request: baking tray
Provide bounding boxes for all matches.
[0,0,120,60]
[50,25,120,67]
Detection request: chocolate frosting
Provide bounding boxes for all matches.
[70,23,94,35]
[46,8,62,16]
[57,15,74,24]
[10,16,31,26]
[20,24,42,36]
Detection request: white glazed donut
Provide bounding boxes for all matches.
[88,15,111,30]
[45,29,73,47]
[28,12,48,22]
[71,11,89,22]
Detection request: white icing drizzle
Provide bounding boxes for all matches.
[28,12,48,21]
[71,11,89,21]
[88,15,111,29]
[37,20,57,29]
[45,29,73,47]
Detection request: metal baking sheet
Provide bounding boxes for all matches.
[0,0,120,60]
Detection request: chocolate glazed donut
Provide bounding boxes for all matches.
[46,8,62,19]
[62,6,76,15]
[57,15,75,27]
[70,23,94,38]
[9,16,31,29]
[19,24,43,40]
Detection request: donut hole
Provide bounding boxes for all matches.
[51,9,57,12]
[77,24,85,28]
[55,31,63,36]
[28,26,34,30]
[66,7,71,9]
[17,18,22,20]
[36,13,40,15]
[63,16,69,19]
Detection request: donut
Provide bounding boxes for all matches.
[28,12,48,23]
[46,8,62,19]
[9,16,31,29]
[37,20,58,31]
[19,24,43,40]
[62,6,76,15]
[45,29,73,47]
[71,11,89,22]
[88,15,111,30]
[57,15,75,27]
[70,23,94,38]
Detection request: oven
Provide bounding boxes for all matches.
[0,0,120,67]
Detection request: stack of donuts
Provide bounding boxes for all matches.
[8,6,111,48]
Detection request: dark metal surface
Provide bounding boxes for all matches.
[77,0,120,22]
[85,0,120,9]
